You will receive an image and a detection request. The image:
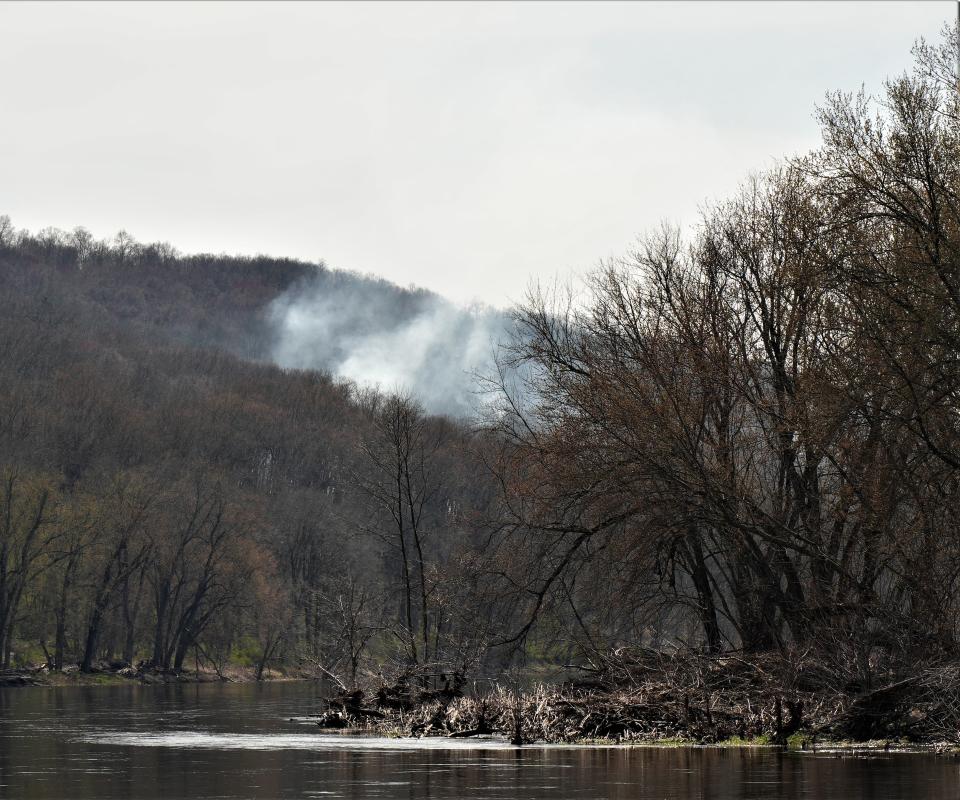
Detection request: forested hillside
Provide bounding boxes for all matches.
[0,223,511,680]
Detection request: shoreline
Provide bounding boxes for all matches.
[8,660,960,755]
[305,729,960,756]
[0,666,312,688]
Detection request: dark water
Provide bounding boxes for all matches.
[0,682,958,799]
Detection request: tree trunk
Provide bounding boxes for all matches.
[684,530,722,654]
[121,571,144,665]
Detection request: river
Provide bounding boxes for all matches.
[0,681,957,798]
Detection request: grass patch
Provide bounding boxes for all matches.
[649,737,696,747]
[717,735,774,747]
[787,732,815,750]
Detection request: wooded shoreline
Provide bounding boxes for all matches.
[0,663,308,688]
[5,653,960,752]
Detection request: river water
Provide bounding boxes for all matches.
[0,681,958,799]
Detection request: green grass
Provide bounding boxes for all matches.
[787,731,815,750]
[42,670,136,687]
[647,737,697,747]
[716,735,774,747]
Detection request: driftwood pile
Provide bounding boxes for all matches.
[0,669,41,687]
[317,681,804,744]
[830,665,960,742]
[313,651,960,745]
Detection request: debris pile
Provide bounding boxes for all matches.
[310,651,960,745]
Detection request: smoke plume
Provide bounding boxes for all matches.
[268,268,511,418]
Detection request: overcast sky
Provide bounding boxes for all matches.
[0,1,952,306]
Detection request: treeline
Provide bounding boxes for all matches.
[0,218,513,682]
[490,28,960,686]
[0,215,442,364]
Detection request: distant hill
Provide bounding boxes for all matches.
[0,220,510,416]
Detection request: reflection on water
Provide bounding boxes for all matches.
[0,682,958,799]
[81,732,521,750]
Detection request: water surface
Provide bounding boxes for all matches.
[0,682,957,798]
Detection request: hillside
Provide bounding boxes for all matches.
[0,222,510,679]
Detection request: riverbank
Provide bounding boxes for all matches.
[0,664,311,688]
[8,650,960,752]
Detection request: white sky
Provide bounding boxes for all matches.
[0,1,952,306]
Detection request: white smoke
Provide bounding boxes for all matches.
[268,268,511,418]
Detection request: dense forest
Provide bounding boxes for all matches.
[0,220,510,681]
[2,27,960,720]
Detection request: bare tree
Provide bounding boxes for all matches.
[0,470,54,669]
[356,392,447,673]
